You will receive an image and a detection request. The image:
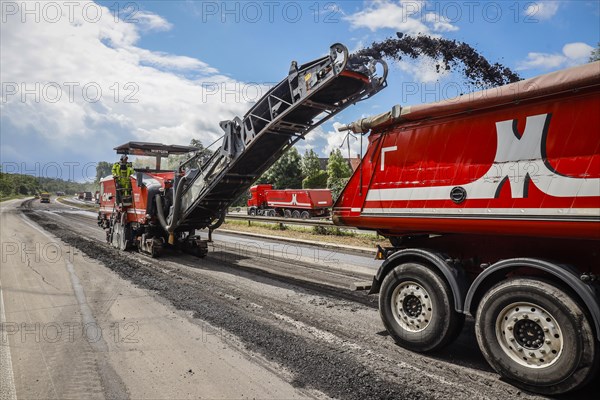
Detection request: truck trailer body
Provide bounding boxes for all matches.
[334,61,600,394]
[247,184,333,218]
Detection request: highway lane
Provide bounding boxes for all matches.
[0,198,317,399]
[9,197,557,399]
[40,199,380,288]
[56,198,381,276]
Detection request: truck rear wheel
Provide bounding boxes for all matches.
[292,210,300,219]
[300,211,310,219]
[475,278,599,394]
[283,209,292,218]
[379,263,464,352]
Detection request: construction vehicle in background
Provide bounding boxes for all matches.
[98,43,387,257]
[247,184,333,218]
[40,192,50,203]
[335,61,600,395]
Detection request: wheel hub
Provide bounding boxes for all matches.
[514,319,544,349]
[496,302,563,368]
[391,281,433,333]
[403,295,422,318]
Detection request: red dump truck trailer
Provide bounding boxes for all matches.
[334,62,600,394]
[247,184,333,218]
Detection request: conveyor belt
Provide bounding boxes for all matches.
[160,44,387,233]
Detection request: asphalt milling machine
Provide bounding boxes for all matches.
[98,43,387,257]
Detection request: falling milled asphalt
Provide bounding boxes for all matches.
[3,197,595,399]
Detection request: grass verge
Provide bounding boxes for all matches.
[221,219,387,249]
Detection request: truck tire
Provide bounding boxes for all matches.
[249,208,256,216]
[292,210,300,219]
[283,209,292,218]
[379,262,464,352]
[267,210,276,217]
[300,211,310,219]
[475,278,599,395]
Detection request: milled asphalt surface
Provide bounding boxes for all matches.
[5,197,597,399]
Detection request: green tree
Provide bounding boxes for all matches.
[301,149,328,189]
[165,138,213,170]
[301,149,321,177]
[259,147,303,189]
[189,138,213,165]
[95,161,113,182]
[590,42,600,62]
[326,148,352,200]
[303,170,328,189]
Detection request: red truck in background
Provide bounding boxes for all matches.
[247,184,333,218]
[335,61,600,395]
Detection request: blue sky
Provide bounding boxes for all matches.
[1,0,598,181]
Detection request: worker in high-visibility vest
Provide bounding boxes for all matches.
[112,154,134,203]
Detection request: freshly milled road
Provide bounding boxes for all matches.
[4,197,590,399]
[1,198,314,399]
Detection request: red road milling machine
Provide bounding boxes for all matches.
[98,44,388,257]
[334,61,600,394]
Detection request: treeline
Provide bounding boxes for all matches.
[0,171,96,199]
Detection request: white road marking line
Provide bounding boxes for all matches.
[0,280,18,400]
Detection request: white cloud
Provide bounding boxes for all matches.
[517,42,594,70]
[562,42,595,59]
[0,1,251,168]
[396,57,451,83]
[344,0,457,35]
[127,47,219,72]
[135,11,173,32]
[423,13,459,32]
[294,122,365,159]
[524,1,560,20]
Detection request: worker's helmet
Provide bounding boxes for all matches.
[120,154,128,162]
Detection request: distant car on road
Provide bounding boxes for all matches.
[84,191,93,201]
[40,193,50,203]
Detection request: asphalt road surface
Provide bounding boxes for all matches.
[2,197,595,399]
